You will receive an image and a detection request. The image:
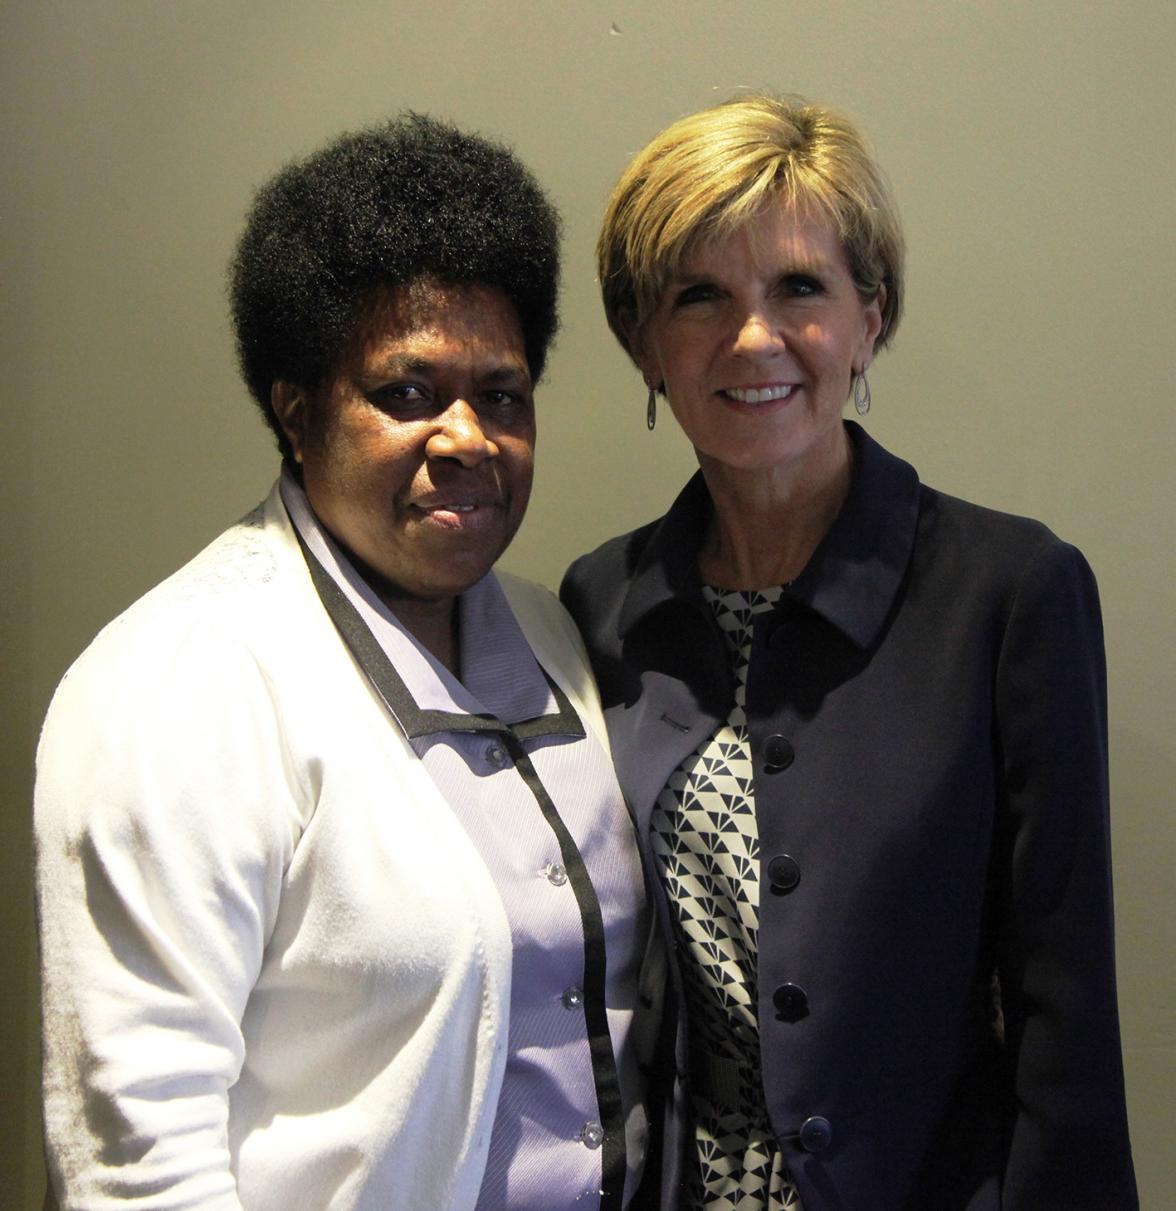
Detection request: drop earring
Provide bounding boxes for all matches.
[646,386,657,430]
[853,367,872,416]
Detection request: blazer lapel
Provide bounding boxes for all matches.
[606,669,723,833]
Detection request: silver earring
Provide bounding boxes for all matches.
[646,386,657,430]
[853,367,872,416]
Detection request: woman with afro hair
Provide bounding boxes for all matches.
[35,115,659,1211]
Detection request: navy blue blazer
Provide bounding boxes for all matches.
[561,423,1136,1210]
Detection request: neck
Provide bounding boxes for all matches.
[338,539,462,675]
[697,426,854,589]
[383,593,461,675]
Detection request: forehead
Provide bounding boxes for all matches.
[347,277,527,368]
[679,200,849,276]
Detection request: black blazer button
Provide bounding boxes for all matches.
[772,982,809,1022]
[799,1115,833,1153]
[762,734,795,772]
[767,854,801,893]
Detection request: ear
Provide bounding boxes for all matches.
[626,324,661,391]
[857,285,886,366]
[270,381,310,464]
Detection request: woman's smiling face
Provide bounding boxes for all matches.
[636,203,883,480]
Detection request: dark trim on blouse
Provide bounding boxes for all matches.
[295,530,625,1209]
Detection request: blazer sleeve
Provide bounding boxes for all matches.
[34,622,301,1210]
[992,538,1137,1208]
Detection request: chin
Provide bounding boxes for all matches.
[701,443,804,474]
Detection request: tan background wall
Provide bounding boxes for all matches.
[4,2,1172,1204]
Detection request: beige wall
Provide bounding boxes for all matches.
[5,1,1173,1203]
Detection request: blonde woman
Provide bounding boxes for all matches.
[562,94,1136,1210]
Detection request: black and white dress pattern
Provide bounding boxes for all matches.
[650,585,803,1211]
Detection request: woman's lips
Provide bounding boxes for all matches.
[413,497,501,528]
[722,384,795,404]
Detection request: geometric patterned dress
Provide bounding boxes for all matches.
[649,586,803,1210]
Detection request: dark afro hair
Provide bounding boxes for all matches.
[229,113,561,461]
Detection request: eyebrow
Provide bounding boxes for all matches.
[480,365,532,387]
[668,255,833,286]
[361,355,531,386]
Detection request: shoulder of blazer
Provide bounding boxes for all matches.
[561,517,662,634]
[914,482,1086,592]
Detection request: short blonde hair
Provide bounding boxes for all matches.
[598,93,904,358]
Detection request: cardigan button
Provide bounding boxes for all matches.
[772,982,809,1022]
[767,854,801,893]
[762,734,795,772]
[799,1115,833,1153]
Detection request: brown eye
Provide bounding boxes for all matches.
[482,390,526,408]
[673,282,719,307]
[368,383,432,415]
[783,274,822,297]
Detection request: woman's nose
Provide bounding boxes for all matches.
[427,400,498,466]
[732,311,785,357]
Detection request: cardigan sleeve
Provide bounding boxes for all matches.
[992,538,1137,1208]
[34,619,302,1210]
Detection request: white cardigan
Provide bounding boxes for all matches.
[35,485,627,1211]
